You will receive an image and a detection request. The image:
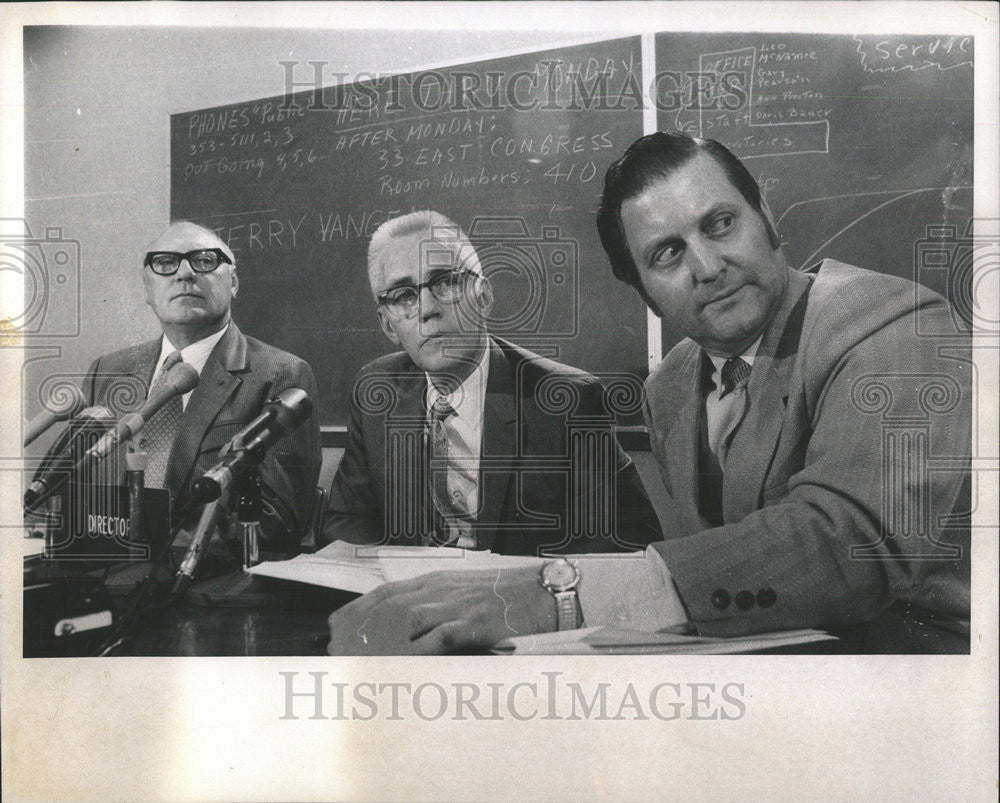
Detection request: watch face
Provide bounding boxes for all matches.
[542,560,578,591]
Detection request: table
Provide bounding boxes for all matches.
[24,555,354,657]
[115,577,356,656]
[25,558,966,656]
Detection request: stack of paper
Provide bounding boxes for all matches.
[247,540,544,593]
[492,627,836,654]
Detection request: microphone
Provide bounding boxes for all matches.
[190,388,312,504]
[23,385,87,447]
[23,407,115,511]
[86,362,200,463]
[171,499,222,598]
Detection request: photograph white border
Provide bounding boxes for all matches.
[2,3,997,800]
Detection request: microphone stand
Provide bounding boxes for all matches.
[88,499,201,656]
[125,450,148,557]
[103,445,174,597]
[238,467,263,571]
[104,392,312,631]
[185,465,284,608]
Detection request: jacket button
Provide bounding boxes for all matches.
[735,590,755,611]
[710,589,730,609]
[756,588,777,608]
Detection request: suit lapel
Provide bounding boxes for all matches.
[135,340,161,396]
[377,361,427,545]
[102,339,158,409]
[165,324,246,497]
[723,268,813,523]
[100,340,160,488]
[476,338,516,551]
[388,364,426,421]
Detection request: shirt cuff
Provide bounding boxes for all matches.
[575,547,689,632]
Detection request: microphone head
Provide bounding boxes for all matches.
[24,406,116,510]
[164,362,200,395]
[30,407,112,477]
[270,388,312,431]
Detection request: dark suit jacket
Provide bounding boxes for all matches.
[322,336,662,556]
[85,323,322,552]
[645,261,971,648]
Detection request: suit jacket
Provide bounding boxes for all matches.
[322,336,662,556]
[85,323,322,552]
[645,261,971,647]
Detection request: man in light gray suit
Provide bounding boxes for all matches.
[326,133,970,654]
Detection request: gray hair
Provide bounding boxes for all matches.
[366,210,482,298]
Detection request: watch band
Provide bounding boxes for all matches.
[540,558,581,631]
[554,590,579,631]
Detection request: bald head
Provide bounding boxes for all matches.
[146,221,236,267]
[142,220,239,349]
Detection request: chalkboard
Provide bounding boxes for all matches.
[655,31,974,351]
[171,37,647,426]
[172,32,975,426]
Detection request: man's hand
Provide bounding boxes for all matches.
[327,566,557,654]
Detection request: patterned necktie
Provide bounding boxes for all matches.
[427,397,474,547]
[719,357,752,399]
[141,350,184,489]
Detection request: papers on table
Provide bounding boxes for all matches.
[246,542,386,594]
[247,540,545,594]
[250,541,837,654]
[492,627,837,655]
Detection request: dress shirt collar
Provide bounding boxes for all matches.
[155,323,229,378]
[425,342,490,425]
[705,333,764,377]
[155,323,229,408]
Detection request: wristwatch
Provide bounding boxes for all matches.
[539,558,582,631]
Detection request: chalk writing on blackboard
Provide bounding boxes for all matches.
[852,34,973,74]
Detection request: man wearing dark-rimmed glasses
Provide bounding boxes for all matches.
[321,210,661,557]
[81,220,321,557]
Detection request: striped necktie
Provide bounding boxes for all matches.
[140,350,184,489]
[699,356,753,522]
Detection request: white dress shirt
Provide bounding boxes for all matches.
[153,323,229,408]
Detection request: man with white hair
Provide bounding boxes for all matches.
[82,220,321,554]
[321,210,661,557]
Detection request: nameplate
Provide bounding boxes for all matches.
[42,482,171,565]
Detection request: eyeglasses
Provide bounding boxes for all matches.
[144,248,232,275]
[377,270,474,319]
